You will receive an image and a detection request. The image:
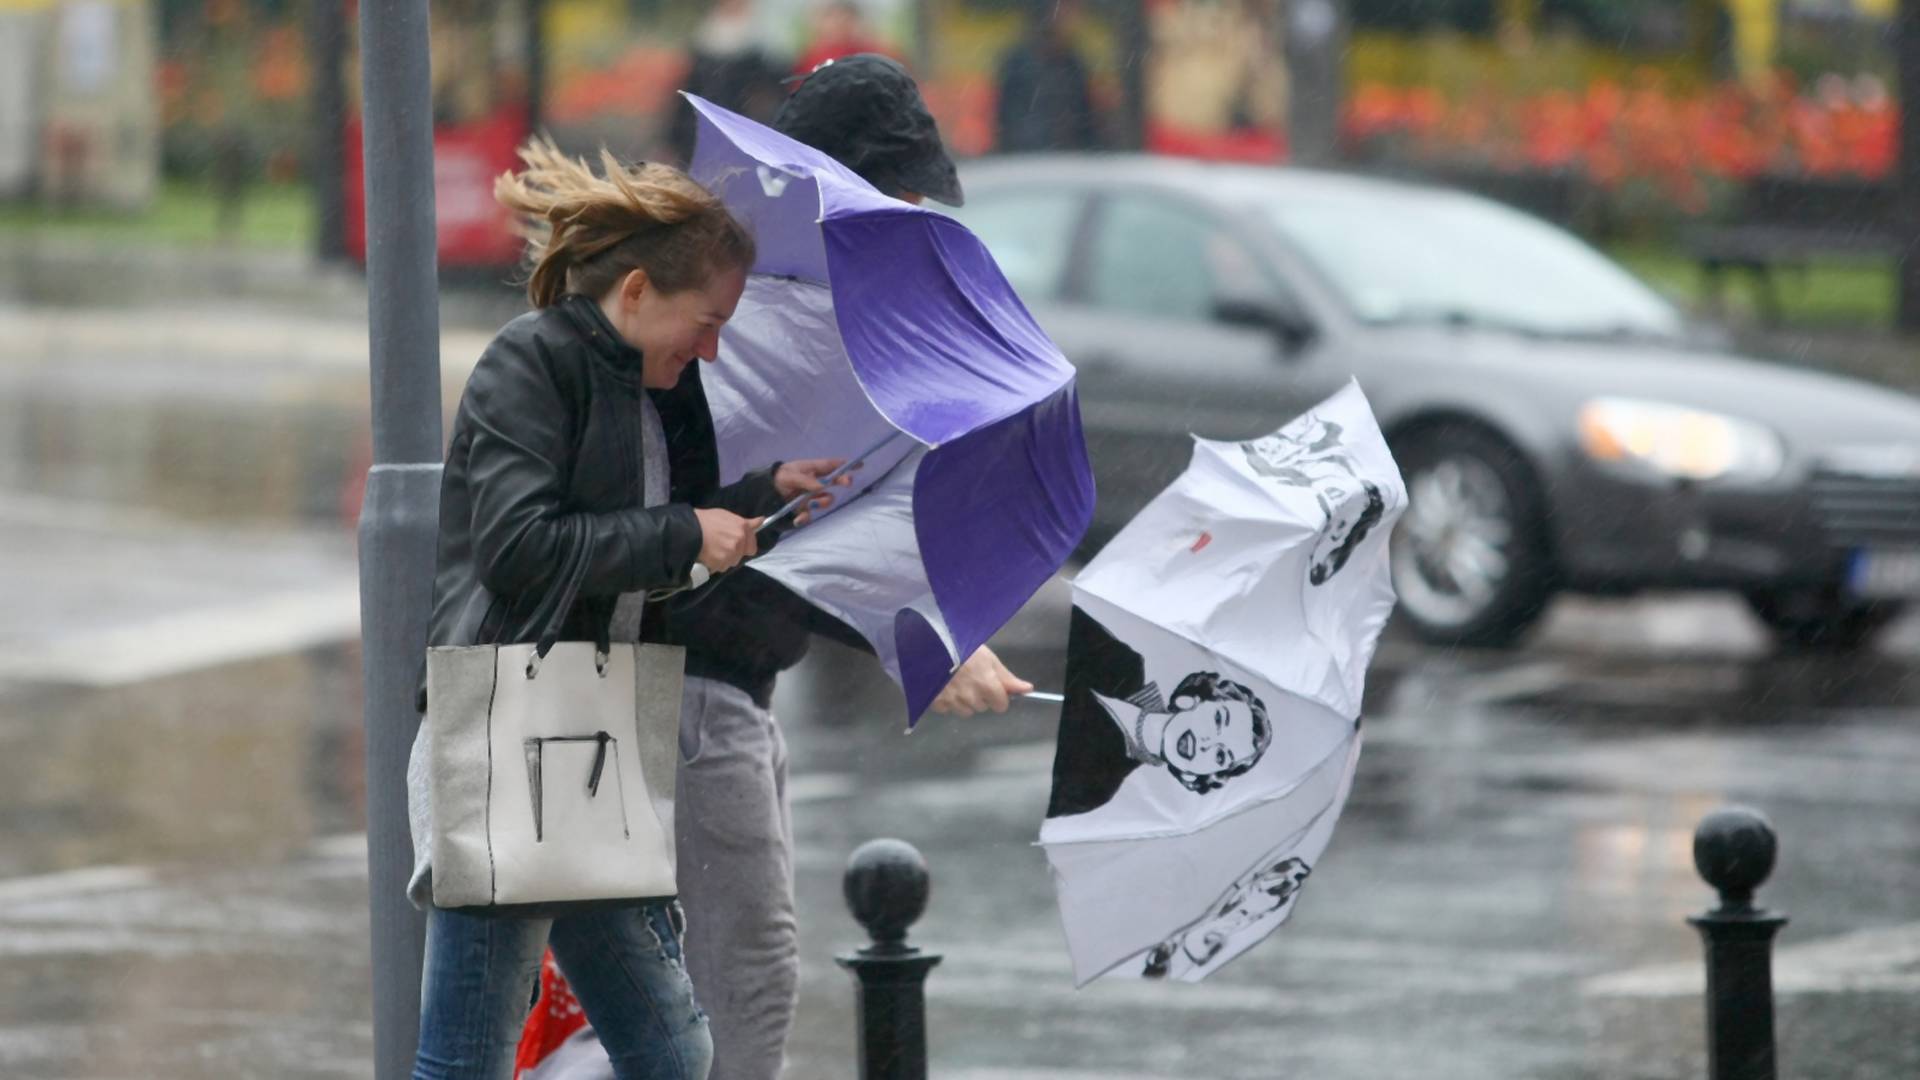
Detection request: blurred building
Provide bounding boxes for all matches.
[39,0,1892,262]
[0,0,160,208]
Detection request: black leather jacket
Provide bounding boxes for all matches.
[423,295,784,693]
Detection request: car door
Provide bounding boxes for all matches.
[1051,191,1342,537]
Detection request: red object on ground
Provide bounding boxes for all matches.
[514,950,590,1078]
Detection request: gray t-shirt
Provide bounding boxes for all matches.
[608,395,671,642]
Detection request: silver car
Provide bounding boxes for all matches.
[947,156,1920,650]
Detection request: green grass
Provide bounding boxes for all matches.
[0,183,1897,329]
[1609,242,1894,328]
[0,179,316,252]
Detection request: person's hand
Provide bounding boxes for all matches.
[773,458,856,525]
[930,645,1034,718]
[692,508,761,573]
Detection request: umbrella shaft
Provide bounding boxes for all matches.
[760,430,907,530]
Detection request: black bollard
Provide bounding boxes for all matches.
[1688,806,1789,1080]
[837,839,942,1080]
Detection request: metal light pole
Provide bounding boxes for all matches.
[1897,0,1920,333]
[357,1,444,1076]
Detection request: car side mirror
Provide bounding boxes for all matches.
[1213,296,1314,351]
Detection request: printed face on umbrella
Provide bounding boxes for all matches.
[1241,414,1347,482]
[1142,856,1314,977]
[1162,698,1260,777]
[1309,481,1389,586]
[1237,414,1391,586]
[1092,671,1273,795]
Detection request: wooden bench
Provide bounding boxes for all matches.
[1682,177,1901,324]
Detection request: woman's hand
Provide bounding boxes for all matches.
[773,458,856,525]
[692,508,762,573]
[930,645,1035,718]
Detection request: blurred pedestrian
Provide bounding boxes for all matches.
[994,0,1102,153]
[514,54,1026,1080]
[792,0,895,78]
[410,138,848,1080]
[667,0,789,165]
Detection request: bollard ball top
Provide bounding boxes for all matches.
[844,838,929,950]
[1693,806,1777,908]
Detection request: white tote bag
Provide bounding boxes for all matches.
[424,634,685,912]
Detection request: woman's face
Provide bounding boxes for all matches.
[1161,698,1258,778]
[613,266,749,390]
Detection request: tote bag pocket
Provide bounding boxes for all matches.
[525,733,630,843]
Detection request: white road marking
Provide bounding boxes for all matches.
[0,491,191,535]
[976,740,1056,774]
[1584,920,1920,997]
[1456,660,1570,705]
[0,864,154,906]
[308,833,371,862]
[790,773,860,804]
[0,580,361,686]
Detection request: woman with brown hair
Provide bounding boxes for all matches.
[406,140,845,1080]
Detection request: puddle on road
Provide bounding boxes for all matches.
[0,374,370,528]
[0,645,365,880]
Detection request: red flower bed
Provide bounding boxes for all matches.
[1343,72,1895,212]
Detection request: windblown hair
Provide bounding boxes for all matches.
[494,138,755,309]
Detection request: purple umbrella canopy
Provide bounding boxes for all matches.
[672,95,1094,723]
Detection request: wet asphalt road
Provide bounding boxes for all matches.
[0,303,1916,1079]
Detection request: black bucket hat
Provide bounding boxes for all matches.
[774,53,964,207]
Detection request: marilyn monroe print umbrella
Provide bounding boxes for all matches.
[1041,380,1405,985]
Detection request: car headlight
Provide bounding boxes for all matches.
[1577,398,1784,482]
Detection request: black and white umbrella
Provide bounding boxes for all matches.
[1041,381,1405,984]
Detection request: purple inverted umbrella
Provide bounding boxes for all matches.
[667,95,1095,724]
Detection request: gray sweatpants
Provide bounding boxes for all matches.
[530,677,797,1080]
[673,675,797,1080]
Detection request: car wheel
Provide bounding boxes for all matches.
[1745,590,1903,652]
[1389,424,1556,648]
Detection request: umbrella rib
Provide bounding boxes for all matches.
[1071,580,1372,719]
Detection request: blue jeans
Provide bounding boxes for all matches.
[413,902,712,1080]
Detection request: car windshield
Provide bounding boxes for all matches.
[1264,187,1684,339]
